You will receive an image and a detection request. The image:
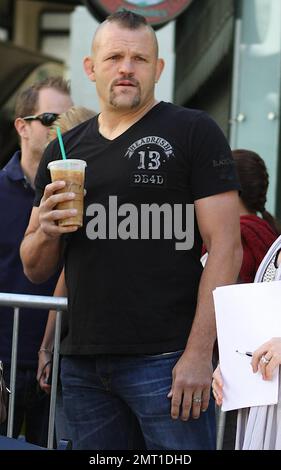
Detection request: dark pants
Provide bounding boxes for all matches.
[0,366,50,447]
[61,351,216,450]
[222,410,237,449]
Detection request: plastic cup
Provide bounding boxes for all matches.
[47,159,87,228]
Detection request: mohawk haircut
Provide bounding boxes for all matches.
[106,10,148,29]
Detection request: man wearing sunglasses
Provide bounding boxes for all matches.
[0,77,72,446]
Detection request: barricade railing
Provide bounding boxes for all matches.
[0,292,67,449]
[216,408,226,449]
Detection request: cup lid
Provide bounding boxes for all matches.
[47,159,87,170]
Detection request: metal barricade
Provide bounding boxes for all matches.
[0,292,67,449]
[216,408,226,450]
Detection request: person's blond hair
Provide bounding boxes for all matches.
[48,106,96,142]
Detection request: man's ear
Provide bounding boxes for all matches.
[155,58,165,83]
[14,118,29,140]
[83,56,96,82]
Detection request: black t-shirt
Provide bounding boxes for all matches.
[34,102,240,355]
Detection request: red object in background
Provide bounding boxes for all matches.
[83,0,193,28]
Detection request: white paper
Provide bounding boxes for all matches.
[213,281,281,411]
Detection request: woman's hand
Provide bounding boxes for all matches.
[37,350,53,394]
[212,365,224,406]
[251,337,281,380]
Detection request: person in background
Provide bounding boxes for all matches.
[213,337,281,450]
[20,11,242,450]
[212,149,281,449]
[36,106,96,443]
[234,149,280,283]
[47,106,96,139]
[0,77,72,446]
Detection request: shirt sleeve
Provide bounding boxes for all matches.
[189,113,240,200]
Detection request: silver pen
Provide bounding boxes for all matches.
[236,349,253,357]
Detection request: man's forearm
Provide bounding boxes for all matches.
[185,241,243,356]
[20,227,62,284]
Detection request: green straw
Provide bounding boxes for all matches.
[56,126,67,160]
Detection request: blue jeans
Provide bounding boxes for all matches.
[61,352,216,450]
[55,384,71,444]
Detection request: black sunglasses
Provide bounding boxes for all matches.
[22,112,59,127]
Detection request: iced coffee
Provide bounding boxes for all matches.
[47,159,87,227]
